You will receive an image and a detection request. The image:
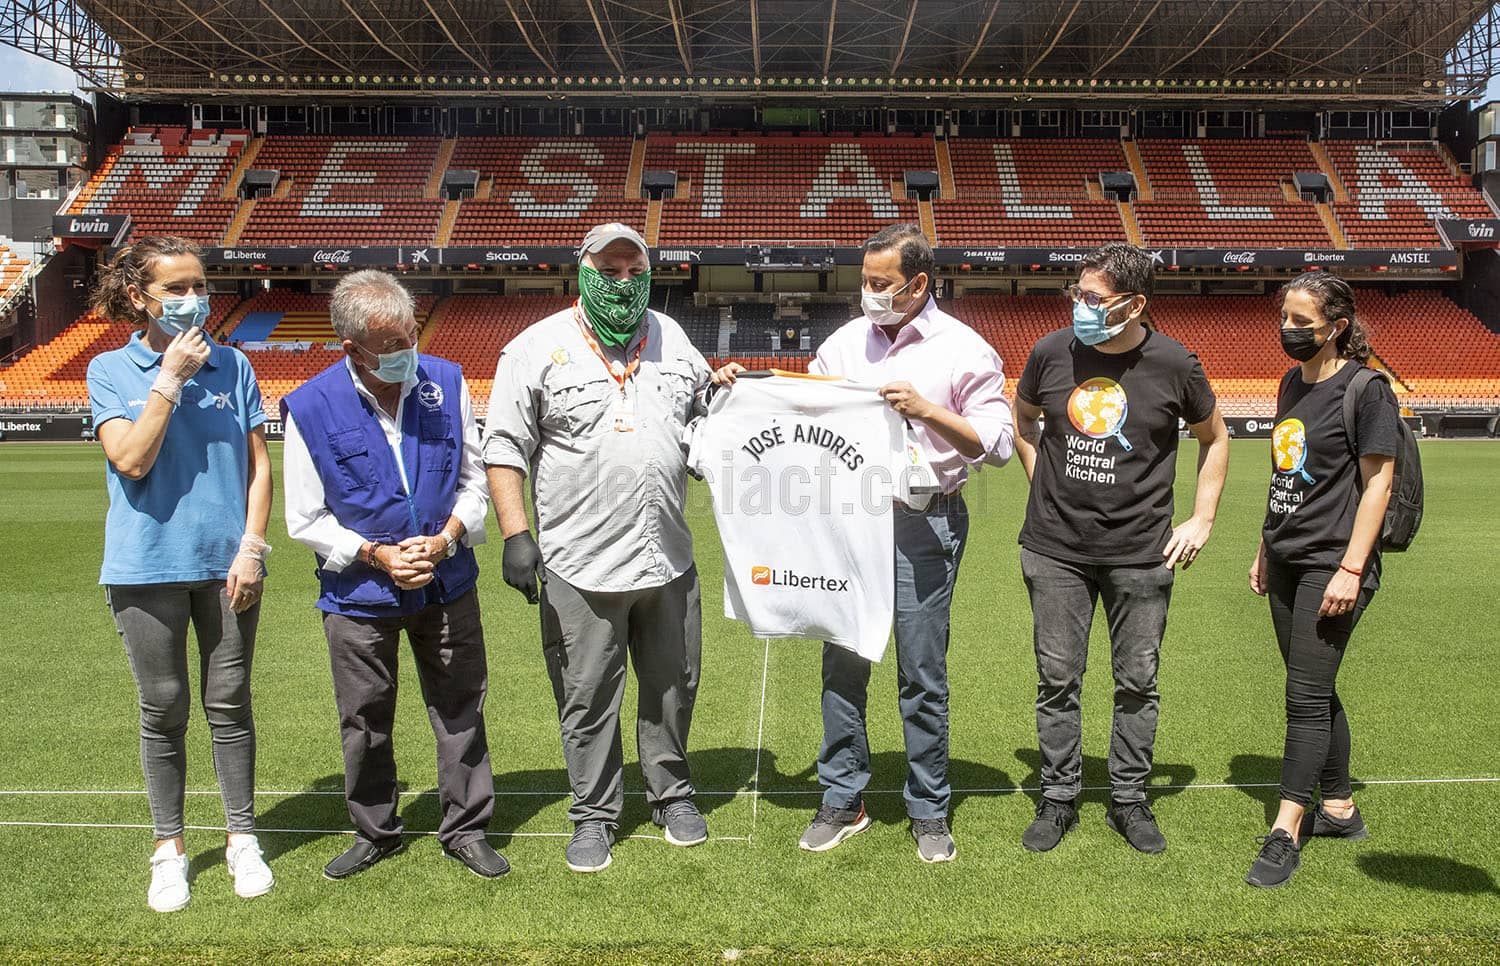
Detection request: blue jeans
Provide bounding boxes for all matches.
[818,494,968,820]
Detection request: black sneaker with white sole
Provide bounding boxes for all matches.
[798,803,871,852]
[566,821,615,873]
[1245,829,1301,888]
[1299,803,1368,841]
[1021,798,1078,853]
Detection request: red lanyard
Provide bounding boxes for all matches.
[574,301,646,391]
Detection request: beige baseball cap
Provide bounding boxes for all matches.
[577,222,650,258]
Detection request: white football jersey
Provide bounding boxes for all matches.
[687,373,937,662]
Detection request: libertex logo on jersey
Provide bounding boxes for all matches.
[751,565,850,592]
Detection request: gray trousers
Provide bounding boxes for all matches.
[321,588,494,849]
[819,494,969,820]
[107,581,259,840]
[1020,548,1174,804]
[539,565,702,826]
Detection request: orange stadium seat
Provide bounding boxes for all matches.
[1325,141,1497,248]
[650,133,930,246]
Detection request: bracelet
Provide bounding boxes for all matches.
[1339,563,1363,577]
[364,542,385,570]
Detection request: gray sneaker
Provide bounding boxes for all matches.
[653,799,708,847]
[798,803,871,853]
[912,817,956,863]
[565,821,614,873]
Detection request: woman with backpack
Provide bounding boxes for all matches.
[1244,272,1401,888]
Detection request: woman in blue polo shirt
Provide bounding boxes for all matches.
[85,236,275,912]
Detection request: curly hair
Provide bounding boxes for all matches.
[1278,272,1371,364]
[90,235,203,327]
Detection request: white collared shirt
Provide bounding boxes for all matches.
[284,358,488,571]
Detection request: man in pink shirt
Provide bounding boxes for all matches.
[714,223,1014,862]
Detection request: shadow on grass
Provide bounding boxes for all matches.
[1012,747,1198,806]
[750,746,1015,829]
[1357,853,1500,895]
[1228,752,1386,827]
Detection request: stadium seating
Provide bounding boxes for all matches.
[1353,289,1500,407]
[237,137,446,245]
[420,293,573,414]
[1,246,32,304]
[0,295,236,408]
[934,139,1127,247]
[651,133,929,245]
[1134,140,1334,248]
[447,137,647,246]
[68,130,242,244]
[1326,141,1496,247]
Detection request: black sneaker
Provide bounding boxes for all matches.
[1107,800,1167,854]
[1299,804,1368,841]
[1021,798,1077,853]
[322,837,407,880]
[1245,829,1301,889]
[443,838,511,878]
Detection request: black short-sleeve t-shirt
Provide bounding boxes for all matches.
[1262,362,1400,582]
[1017,327,1218,565]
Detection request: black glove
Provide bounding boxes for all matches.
[502,531,543,604]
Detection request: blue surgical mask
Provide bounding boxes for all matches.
[363,346,418,384]
[149,292,210,336]
[1072,298,1132,347]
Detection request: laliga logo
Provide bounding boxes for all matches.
[1222,251,1257,264]
[313,249,353,264]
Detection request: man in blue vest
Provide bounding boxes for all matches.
[283,270,505,881]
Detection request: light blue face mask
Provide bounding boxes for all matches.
[1072,297,1133,347]
[149,292,210,336]
[362,345,418,384]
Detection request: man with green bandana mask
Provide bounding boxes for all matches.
[577,260,652,349]
[482,222,713,875]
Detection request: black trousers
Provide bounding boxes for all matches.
[321,589,494,849]
[1265,560,1374,808]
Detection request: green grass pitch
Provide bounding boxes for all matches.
[0,439,1496,963]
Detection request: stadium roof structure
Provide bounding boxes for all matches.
[6,0,1500,104]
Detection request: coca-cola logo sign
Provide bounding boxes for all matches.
[1222,251,1257,264]
[312,249,353,264]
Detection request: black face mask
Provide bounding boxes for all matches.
[1280,323,1328,362]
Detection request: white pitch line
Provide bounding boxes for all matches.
[1,776,1496,799]
[748,637,772,841]
[0,820,749,842]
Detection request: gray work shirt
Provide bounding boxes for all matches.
[482,307,710,593]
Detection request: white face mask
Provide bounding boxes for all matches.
[861,276,918,327]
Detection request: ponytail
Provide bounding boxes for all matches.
[1278,272,1371,364]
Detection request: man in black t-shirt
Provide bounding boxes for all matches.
[1013,243,1230,855]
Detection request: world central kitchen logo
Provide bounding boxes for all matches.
[750,565,850,592]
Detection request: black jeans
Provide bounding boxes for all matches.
[1020,548,1174,804]
[1265,559,1373,807]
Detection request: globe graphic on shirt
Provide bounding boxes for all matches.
[1272,418,1308,473]
[1067,378,1129,439]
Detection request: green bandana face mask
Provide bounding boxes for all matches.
[578,264,651,348]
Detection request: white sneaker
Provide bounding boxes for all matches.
[148,842,190,913]
[226,834,275,898]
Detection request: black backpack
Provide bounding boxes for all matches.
[1341,367,1424,552]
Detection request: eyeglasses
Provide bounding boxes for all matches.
[1065,284,1137,310]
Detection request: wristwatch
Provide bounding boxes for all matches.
[442,531,459,558]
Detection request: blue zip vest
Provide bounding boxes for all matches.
[282,356,479,617]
